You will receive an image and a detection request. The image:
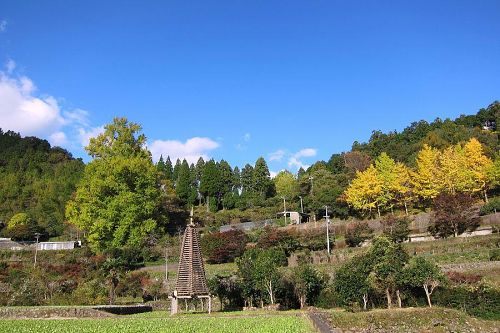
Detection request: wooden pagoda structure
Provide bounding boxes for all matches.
[170,208,211,314]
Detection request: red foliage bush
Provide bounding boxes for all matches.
[446,271,482,284]
[202,229,249,264]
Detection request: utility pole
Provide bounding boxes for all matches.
[33,232,41,268]
[309,176,314,194]
[324,206,330,255]
[282,197,287,224]
[299,196,304,214]
[165,243,168,282]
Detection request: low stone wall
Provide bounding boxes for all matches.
[0,305,153,318]
[0,307,114,319]
[92,304,152,315]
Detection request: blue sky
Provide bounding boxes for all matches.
[1,1,499,174]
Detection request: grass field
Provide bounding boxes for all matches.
[325,307,500,333]
[0,311,315,333]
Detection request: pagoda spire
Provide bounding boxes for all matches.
[170,207,211,314]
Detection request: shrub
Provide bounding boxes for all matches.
[489,248,500,261]
[202,229,249,264]
[345,221,373,247]
[256,227,301,256]
[434,285,500,320]
[480,197,500,215]
[446,271,482,285]
[381,215,410,243]
[429,193,479,238]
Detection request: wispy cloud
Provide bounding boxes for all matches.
[288,148,317,170]
[0,20,7,32]
[78,125,105,147]
[243,133,251,142]
[269,149,286,161]
[149,137,220,164]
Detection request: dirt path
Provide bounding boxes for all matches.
[308,311,339,333]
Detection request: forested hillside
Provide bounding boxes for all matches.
[0,102,498,241]
[0,130,84,238]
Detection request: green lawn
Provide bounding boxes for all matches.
[0,311,315,333]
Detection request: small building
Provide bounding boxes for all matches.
[37,241,80,251]
[277,211,309,224]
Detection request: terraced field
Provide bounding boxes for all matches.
[0,312,315,333]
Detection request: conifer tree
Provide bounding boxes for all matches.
[253,157,274,198]
[176,159,192,205]
[164,156,173,180]
[241,164,254,194]
[172,159,181,185]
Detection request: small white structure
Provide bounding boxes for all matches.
[37,241,78,251]
[277,211,309,224]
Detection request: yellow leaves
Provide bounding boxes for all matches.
[345,165,382,212]
[411,144,441,200]
[345,137,496,213]
[463,138,493,194]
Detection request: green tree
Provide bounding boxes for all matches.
[66,118,162,252]
[274,170,299,200]
[253,157,274,198]
[404,256,445,307]
[200,159,221,211]
[241,164,254,194]
[176,159,192,205]
[164,156,173,180]
[368,237,409,308]
[334,253,374,310]
[290,264,325,308]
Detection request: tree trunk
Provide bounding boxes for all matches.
[299,295,306,309]
[206,196,210,212]
[484,190,488,203]
[362,293,368,311]
[423,285,432,307]
[396,289,402,308]
[404,202,408,216]
[385,288,392,309]
[377,205,381,218]
[267,280,275,304]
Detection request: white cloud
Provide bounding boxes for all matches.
[0,63,93,149]
[243,133,251,142]
[0,20,7,32]
[78,125,105,147]
[287,148,317,170]
[269,149,285,161]
[269,170,278,179]
[149,137,220,164]
[294,148,317,159]
[0,73,65,136]
[49,131,68,146]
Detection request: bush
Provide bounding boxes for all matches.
[202,229,249,264]
[434,285,500,320]
[381,215,410,243]
[256,227,301,256]
[345,221,373,247]
[489,248,500,261]
[429,193,479,238]
[480,197,500,215]
[445,271,482,285]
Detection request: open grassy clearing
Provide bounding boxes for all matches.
[0,311,315,333]
[325,307,500,333]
